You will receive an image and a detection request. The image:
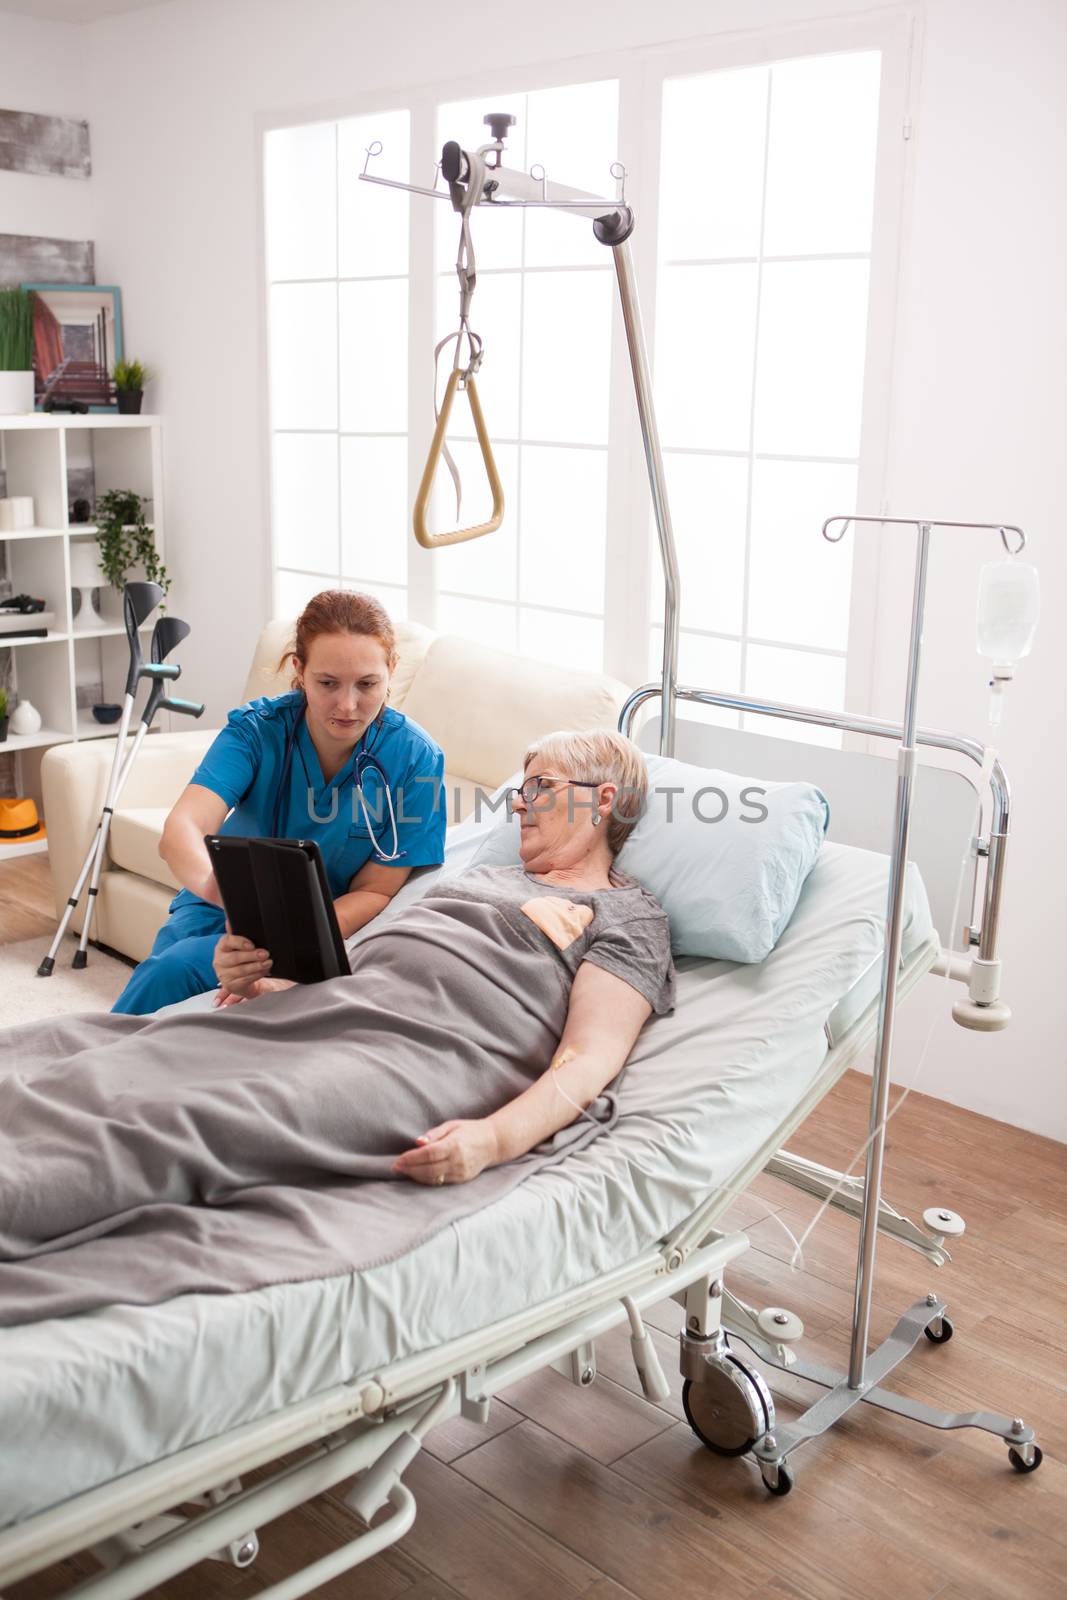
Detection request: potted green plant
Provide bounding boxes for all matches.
[93,489,170,602]
[0,685,8,743]
[0,288,34,416]
[113,358,151,415]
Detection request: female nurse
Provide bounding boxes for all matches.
[111,589,446,1014]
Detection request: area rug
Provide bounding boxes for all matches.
[0,937,131,1026]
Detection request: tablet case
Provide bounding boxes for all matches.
[205,836,350,984]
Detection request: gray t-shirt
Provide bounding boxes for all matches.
[420,863,676,1015]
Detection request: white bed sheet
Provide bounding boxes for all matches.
[0,840,934,1528]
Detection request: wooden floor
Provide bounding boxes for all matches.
[4,854,1065,1600]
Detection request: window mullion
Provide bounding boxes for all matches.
[736,71,775,731]
[334,120,342,588]
[407,94,437,629]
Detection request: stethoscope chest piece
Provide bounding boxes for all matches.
[353,746,402,861]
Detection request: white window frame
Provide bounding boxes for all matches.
[255,8,917,720]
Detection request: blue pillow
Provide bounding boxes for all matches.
[470,755,829,962]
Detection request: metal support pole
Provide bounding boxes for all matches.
[848,522,931,1388]
[364,139,681,756]
[606,237,680,758]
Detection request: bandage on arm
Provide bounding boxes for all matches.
[549,1047,606,1131]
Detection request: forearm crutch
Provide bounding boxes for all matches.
[37,592,200,974]
[72,615,203,967]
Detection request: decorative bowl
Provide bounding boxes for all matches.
[91,703,122,725]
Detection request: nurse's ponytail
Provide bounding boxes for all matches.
[279,590,399,692]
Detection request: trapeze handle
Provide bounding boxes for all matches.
[413,371,504,549]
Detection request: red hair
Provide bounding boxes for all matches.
[278,590,398,687]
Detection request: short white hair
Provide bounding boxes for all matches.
[523,729,647,857]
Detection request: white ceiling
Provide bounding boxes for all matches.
[0,0,170,22]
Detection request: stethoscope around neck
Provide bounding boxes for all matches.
[272,701,402,861]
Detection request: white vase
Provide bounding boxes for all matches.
[69,541,108,632]
[10,699,42,736]
[0,371,35,415]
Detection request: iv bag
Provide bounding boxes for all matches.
[976,558,1040,667]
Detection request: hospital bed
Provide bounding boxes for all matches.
[2,117,1043,1596]
[0,683,1035,1598]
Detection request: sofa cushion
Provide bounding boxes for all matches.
[402,635,631,789]
[109,808,180,891]
[241,616,434,708]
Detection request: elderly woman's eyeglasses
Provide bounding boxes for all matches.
[510,774,601,808]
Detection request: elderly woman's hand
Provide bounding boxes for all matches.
[214,976,297,1008]
[392,1119,500,1185]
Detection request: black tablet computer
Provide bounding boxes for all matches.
[204,835,350,984]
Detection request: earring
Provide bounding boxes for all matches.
[591,812,602,828]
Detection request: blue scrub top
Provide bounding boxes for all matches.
[171,691,446,914]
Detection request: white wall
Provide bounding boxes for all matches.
[6,0,1063,1137]
[863,0,1067,1140]
[0,11,94,251]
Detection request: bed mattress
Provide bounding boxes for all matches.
[0,839,934,1528]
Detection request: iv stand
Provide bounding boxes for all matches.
[738,514,1042,1494]
[821,515,1026,1388]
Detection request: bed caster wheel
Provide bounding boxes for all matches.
[1008,1445,1043,1474]
[681,1353,771,1459]
[923,1314,954,1344]
[219,1531,259,1567]
[760,1460,794,1497]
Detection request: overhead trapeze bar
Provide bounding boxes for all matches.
[412,367,504,549]
[359,113,682,752]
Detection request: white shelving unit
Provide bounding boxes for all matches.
[0,415,166,785]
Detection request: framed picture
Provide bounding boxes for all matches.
[19,283,124,412]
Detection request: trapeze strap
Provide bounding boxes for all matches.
[426,327,480,525]
[413,366,504,548]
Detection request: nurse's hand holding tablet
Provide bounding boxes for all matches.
[111,591,446,1015]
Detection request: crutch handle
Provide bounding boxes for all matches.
[162,696,205,718]
[140,661,181,682]
[140,665,183,726]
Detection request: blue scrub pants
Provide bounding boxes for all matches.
[111,898,226,1015]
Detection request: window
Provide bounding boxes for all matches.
[650,50,882,744]
[266,109,411,622]
[263,21,906,739]
[429,81,618,669]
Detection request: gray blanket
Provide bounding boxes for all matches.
[0,877,624,1326]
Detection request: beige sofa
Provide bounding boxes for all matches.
[42,619,630,963]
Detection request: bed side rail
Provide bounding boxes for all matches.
[0,1234,747,1592]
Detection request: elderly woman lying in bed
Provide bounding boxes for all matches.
[207,727,674,1189]
[0,732,674,1276]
